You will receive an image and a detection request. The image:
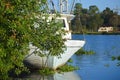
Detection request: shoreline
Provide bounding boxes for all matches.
[72,32,120,35]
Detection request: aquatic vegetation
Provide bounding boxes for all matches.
[117,56,120,60]
[111,56,120,66]
[39,68,55,76]
[67,58,73,63]
[111,56,117,61]
[38,64,78,75]
[104,64,110,67]
[111,56,120,61]
[75,48,95,55]
[57,64,79,72]
[38,58,77,75]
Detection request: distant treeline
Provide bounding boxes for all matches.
[71,3,120,33]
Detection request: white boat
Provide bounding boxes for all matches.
[23,0,85,70]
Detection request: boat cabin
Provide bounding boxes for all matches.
[48,14,74,39]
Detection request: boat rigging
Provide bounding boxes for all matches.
[24,0,85,70]
[48,0,80,14]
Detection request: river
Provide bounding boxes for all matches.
[72,34,120,80]
[13,35,120,80]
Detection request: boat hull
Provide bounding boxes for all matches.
[24,40,85,70]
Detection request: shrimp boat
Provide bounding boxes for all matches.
[24,0,85,70]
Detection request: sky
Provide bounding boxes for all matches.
[80,0,120,13]
[49,0,120,14]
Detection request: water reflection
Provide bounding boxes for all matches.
[15,71,81,80]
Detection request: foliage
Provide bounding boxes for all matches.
[111,56,120,66]
[39,68,55,76]
[31,15,65,57]
[88,14,104,32]
[75,48,95,55]
[71,4,120,33]
[72,3,82,33]
[74,3,82,15]
[67,58,73,63]
[0,0,65,79]
[101,7,114,26]
[111,56,117,61]
[89,5,99,15]
[57,64,79,72]
[111,56,120,61]
[39,64,78,75]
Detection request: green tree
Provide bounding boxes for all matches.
[89,5,99,16]
[101,7,114,26]
[118,15,120,31]
[0,0,64,79]
[80,8,89,32]
[101,7,120,31]
[74,3,82,15]
[109,13,119,31]
[87,5,103,32]
[88,14,103,31]
[72,3,82,33]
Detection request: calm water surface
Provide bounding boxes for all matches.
[15,35,120,80]
[72,34,120,80]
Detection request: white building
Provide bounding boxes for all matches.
[98,27,113,32]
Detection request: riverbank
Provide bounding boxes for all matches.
[73,32,120,35]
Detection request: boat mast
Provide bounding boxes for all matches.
[49,0,57,13]
[59,0,68,13]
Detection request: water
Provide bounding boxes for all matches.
[13,35,120,80]
[16,71,81,80]
[72,34,120,80]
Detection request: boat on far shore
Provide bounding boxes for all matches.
[23,0,85,70]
